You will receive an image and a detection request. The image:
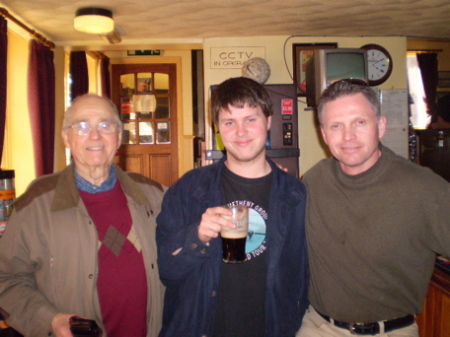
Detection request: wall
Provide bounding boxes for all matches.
[2,30,35,196]
[203,35,407,176]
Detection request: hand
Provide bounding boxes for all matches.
[51,313,75,337]
[197,206,235,243]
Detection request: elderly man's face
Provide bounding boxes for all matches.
[62,96,122,175]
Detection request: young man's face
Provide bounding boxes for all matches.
[320,93,386,176]
[218,103,271,166]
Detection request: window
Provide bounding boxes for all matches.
[407,53,430,129]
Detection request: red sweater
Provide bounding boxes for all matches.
[80,182,147,337]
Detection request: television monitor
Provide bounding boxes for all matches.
[306,48,368,107]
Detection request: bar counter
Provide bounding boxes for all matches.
[416,257,450,336]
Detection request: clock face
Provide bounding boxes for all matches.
[361,44,393,86]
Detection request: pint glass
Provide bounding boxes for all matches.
[220,205,249,263]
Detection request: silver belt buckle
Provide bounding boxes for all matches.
[349,323,358,335]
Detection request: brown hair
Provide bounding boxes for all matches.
[317,80,380,124]
[211,77,273,125]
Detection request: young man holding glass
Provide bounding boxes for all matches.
[156,77,309,337]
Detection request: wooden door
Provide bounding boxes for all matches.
[112,63,178,186]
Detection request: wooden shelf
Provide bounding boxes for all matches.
[416,267,450,336]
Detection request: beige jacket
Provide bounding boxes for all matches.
[0,164,165,337]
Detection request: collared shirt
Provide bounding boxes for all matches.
[75,166,117,193]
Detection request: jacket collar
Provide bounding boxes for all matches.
[191,156,226,207]
[52,164,150,211]
[51,164,80,211]
[115,167,150,205]
[191,156,303,208]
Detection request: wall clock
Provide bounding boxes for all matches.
[361,44,393,86]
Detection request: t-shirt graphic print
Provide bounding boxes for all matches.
[227,200,268,261]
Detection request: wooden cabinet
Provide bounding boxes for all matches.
[416,129,450,183]
[416,268,450,336]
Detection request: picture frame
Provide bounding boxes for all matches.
[292,43,337,96]
[438,71,450,88]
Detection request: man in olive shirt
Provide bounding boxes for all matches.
[297,80,450,337]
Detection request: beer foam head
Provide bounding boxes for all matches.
[221,227,248,239]
[220,205,249,238]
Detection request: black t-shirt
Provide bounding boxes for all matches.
[212,164,272,337]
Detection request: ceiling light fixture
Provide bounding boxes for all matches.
[74,7,114,34]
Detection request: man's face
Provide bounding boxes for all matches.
[62,96,122,174]
[320,93,386,176]
[218,103,271,166]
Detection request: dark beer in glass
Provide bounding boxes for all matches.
[220,205,249,263]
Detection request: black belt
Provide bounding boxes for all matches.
[316,310,415,335]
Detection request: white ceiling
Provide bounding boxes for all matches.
[1,0,450,49]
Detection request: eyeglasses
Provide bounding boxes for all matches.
[66,121,119,136]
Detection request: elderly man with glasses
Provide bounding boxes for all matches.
[0,94,165,337]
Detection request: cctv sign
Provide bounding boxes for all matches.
[210,47,266,69]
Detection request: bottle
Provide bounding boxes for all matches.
[437,130,445,148]
[0,169,15,237]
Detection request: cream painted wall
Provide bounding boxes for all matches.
[87,53,99,93]
[203,36,407,177]
[3,31,35,196]
[108,50,194,178]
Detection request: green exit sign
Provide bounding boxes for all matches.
[127,50,161,56]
